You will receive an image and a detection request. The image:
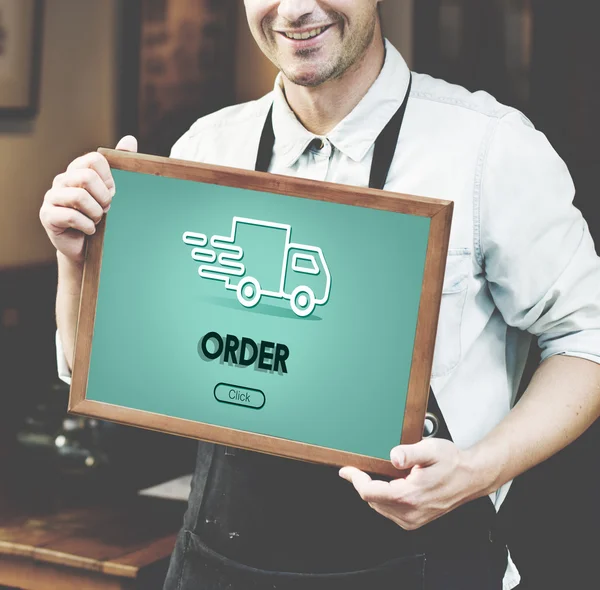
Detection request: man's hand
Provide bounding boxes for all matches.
[340,357,600,532]
[339,439,485,530]
[39,135,138,264]
[41,136,138,371]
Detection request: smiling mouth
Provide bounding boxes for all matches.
[278,25,332,41]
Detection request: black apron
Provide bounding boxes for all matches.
[192,76,503,575]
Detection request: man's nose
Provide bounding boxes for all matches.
[277,0,319,23]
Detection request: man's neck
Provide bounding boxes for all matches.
[281,36,386,136]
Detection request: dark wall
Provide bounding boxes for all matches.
[529,0,600,245]
[0,263,58,456]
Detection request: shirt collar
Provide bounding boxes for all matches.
[271,40,411,168]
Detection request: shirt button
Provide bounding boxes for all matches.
[311,138,325,150]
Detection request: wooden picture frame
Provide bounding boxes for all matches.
[69,150,453,478]
[0,0,44,117]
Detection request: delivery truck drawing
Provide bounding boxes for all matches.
[182,217,331,317]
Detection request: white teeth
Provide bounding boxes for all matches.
[285,27,325,40]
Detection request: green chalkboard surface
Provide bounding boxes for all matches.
[70,150,453,477]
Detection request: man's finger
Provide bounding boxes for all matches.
[44,206,97,236]
[102,136,137,198]
[115,135,138,152]
[339,467,397,503]
[390,440,439,470]
[46,187,104,224]
[53,168,112,210]
[339,467,377,500]
[66,152,113,192]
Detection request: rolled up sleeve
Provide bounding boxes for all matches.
[480,111,600,364]
[56,330,72,385]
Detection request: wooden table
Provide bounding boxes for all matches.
[0,494,185,589]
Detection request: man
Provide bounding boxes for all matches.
[40,1,600,589]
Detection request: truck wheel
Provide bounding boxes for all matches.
[237,277,261,308]
[291,286,316,317]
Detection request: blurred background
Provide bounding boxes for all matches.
[0,1,598,588]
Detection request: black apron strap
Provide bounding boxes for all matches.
[255,75,450,443]
[369,76,412,191]
[255,103,275,174]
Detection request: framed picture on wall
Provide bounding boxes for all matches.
[0,0,44,117]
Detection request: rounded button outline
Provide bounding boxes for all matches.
[214,383,266,410]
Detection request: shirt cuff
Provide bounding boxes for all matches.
[559,351,600,364]
[539,329,600,366]
[56,330,72,385]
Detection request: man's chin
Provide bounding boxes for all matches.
[282,65,334,88]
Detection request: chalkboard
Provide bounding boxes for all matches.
[70,150,453,477]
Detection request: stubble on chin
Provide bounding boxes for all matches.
[280,49,341,88]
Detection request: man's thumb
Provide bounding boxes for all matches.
[115,135,138,152]
[391,441,437,470]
